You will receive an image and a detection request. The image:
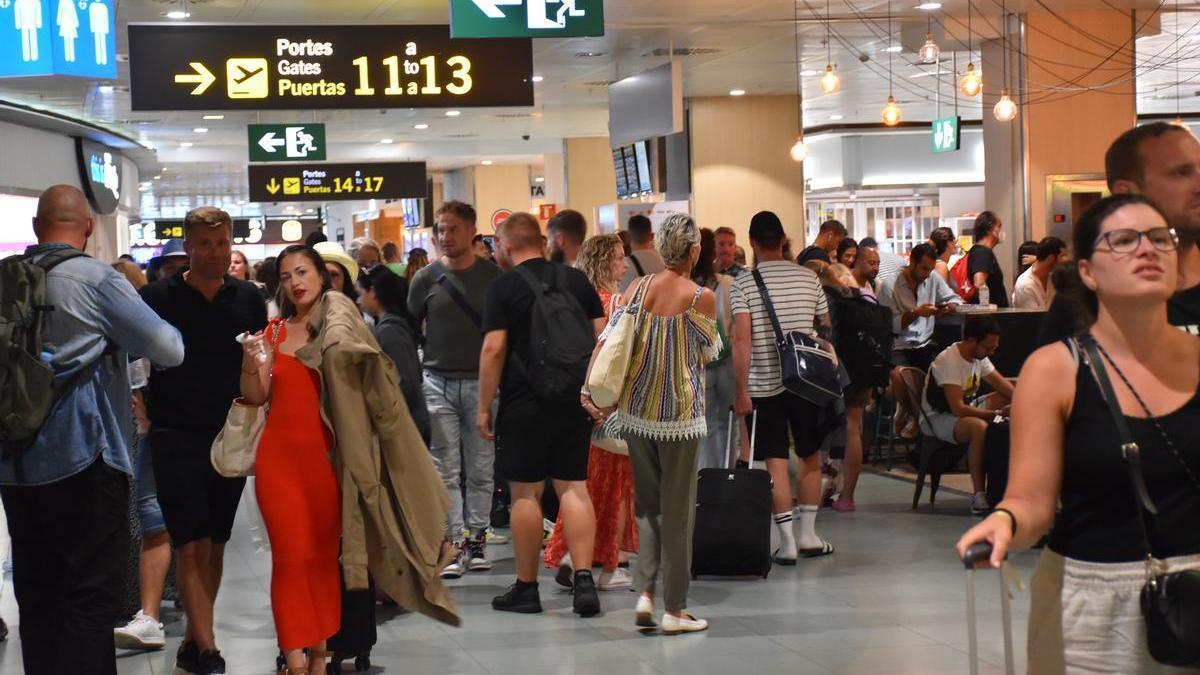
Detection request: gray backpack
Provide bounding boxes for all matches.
[0,248,90,448]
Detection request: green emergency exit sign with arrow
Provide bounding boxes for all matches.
[248,124,326,162]
[450,0,604,38]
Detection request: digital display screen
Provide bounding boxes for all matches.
[613,147,632,200]
[128,24,533,111]
[622,146,640,197]
[634,141,653,194]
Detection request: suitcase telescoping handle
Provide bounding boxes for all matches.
[724,408,759,470]
[962,542,1014,675]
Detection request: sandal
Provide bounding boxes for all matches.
[799,540,835,558]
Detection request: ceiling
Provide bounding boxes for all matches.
[0,0,1194,217]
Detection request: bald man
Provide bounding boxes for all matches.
[0,185,184,674]
[477,212,606,616]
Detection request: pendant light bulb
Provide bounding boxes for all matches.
[918,33,941,64]
[881,95,902,127]
[789,136,808,162]
[820,64,840,94]
[960,63,982,98]
[993,89,1018,122]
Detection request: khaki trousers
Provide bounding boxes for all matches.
[626,435,700,612]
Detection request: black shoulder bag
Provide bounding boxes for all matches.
[1078,333,1200,667]
[750,268,841,405]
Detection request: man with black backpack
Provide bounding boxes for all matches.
[477,212,605,617]
[0,185,184,675]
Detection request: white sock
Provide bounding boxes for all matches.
[794,505,823,549]
[774,512,797,558]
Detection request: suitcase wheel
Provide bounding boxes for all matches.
[355,653,371,671]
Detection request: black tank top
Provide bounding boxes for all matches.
[1049,342,1200,563]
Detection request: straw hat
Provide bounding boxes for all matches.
[313,241,360,284]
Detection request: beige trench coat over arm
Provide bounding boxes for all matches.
[297,291,459,627]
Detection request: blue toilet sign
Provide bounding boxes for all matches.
[0,0,116,79]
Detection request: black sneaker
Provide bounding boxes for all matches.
[175,640,199,674]
[195,649,226,675]
[492,581,543,614]
[572,570,601,617]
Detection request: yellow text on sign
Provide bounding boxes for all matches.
[350,55,473,97]
[227,58,270,99]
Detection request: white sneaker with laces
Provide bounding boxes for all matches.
[114,610,165,650]
[597,567,632,591]
[661,612,708,635]
[441,548,466,579]
[971,491,991,514]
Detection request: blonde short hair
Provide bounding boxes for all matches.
[656,214,700,270]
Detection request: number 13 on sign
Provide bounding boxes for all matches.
[352,55,473,97]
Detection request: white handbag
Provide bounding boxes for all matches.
[586,276,652,408]
[591,425,628,456]
[210,398,268,478]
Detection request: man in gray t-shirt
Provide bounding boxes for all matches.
[407,201,501,578]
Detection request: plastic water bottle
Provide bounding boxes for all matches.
[978,285,991,307]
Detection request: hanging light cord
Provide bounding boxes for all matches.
[795,0,803,133]
[826,0,832,65]
[888,0,893,97]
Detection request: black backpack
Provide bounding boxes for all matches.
[513,265,596,403]
[0,248,90,450]
[831,290,894,389]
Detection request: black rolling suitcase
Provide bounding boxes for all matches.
[984,418,1011,508]
[691,410,773,578]
[326,573,376,673]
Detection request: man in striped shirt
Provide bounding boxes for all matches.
[732,211,836,564]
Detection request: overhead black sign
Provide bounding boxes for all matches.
[128,24,534,111]
[247,162,428,203]
[75,138,122,215]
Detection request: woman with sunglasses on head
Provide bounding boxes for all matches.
[957,194,1200,673]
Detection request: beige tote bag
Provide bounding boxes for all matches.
[587,276,652,408]
[210,398,268,478]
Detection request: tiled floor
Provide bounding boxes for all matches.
[0,473,1037,674]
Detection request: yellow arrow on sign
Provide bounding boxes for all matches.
[266,178,281,195]
[174,62,216,96]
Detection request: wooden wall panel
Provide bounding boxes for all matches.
[565,137,618,232]
[691,95,806,254]
[474,164,531,234]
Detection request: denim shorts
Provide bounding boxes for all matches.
[133,435,166,537]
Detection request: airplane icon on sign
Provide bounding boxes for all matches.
[233,63,263,85]
[225,58,268,98]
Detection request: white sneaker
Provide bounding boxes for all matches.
[661,612,708,635]
[635,593,657,628]
[114,610,165,650]
[597,567,633,591]
[441,548,466,579]
[971,491,991,515]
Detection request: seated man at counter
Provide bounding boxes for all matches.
[879,243,961,436]
[1011,236,1066,310]
[920,315,1014,514]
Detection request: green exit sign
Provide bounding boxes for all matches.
[248,124,326,162]
[931,116,961,153]
[450,0,605,38]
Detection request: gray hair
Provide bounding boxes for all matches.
[655,214,700,269]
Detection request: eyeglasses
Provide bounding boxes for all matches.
[1094,227,1178,254]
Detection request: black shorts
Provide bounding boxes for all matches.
[495,400,591,483]
[149,428,247,548]
[749,391,825,460]
[893,342,941,373]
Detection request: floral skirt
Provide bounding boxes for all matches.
[543,446,638,569]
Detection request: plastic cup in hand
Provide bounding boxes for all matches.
[236,332,268,364]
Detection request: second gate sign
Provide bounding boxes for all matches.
[128,24,533,111]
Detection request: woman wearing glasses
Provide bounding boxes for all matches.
[957,194,1200,673]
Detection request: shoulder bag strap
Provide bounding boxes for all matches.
[1077,334,1159,560]
[630,254,645,277]
[436,273,482,328]
[751,268,787,346]
[512,265,545,298]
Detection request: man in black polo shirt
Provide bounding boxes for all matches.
[140,207,267,675]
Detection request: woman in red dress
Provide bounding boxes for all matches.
[240,246,341,675]
[544,234,639,589]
